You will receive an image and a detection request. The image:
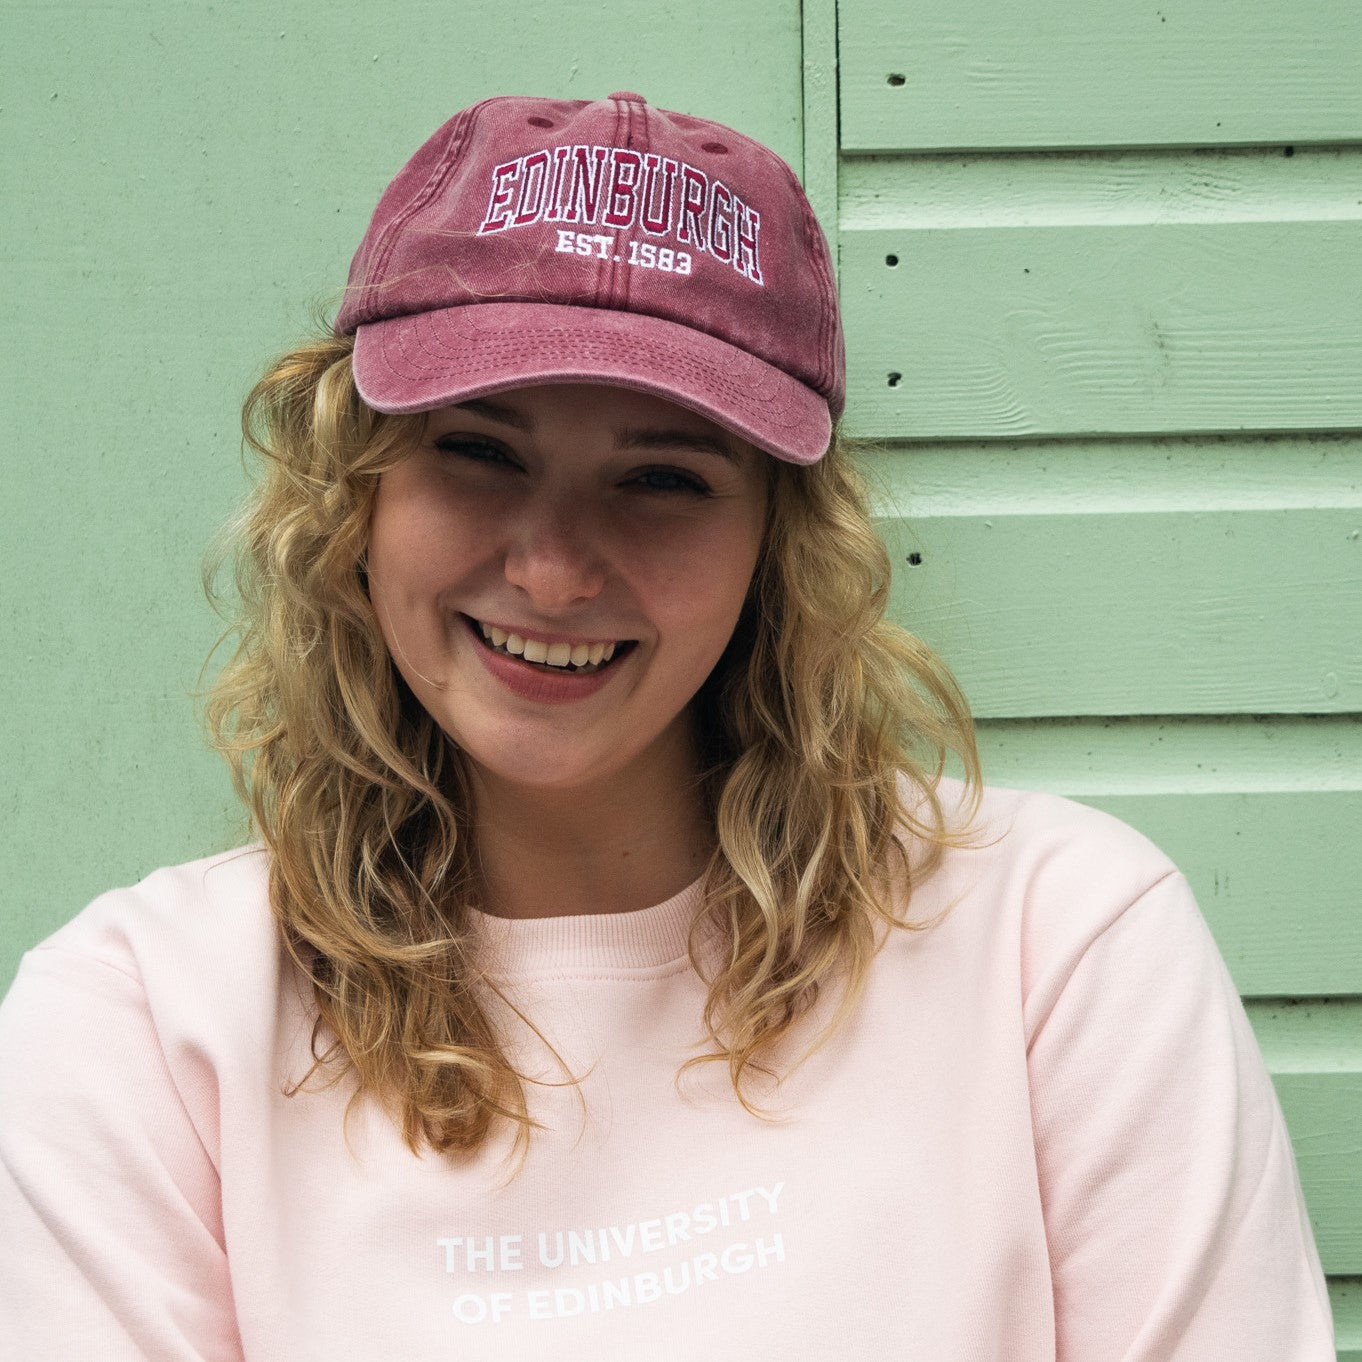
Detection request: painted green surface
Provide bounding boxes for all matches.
[840,144,1362,233]
[860,432,1361,517]
[840,218,1362,439]
[876,506,1362,716]
[0,0,803,990]
[971,714,1362,794]
[838,0,1362,150]
[1336,1276,1362,1361]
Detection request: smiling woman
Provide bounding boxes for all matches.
[366,384,771,919]
[0,92,1334,1359]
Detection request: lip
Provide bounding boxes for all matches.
[462,615,633,704]
[465,613,631,650]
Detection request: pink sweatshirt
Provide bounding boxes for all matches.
[0,782,1334,1359]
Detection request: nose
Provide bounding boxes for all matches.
[501,495,608,610]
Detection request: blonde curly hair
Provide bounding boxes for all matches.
[201,331,980,1175]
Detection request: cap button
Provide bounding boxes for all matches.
[608,91,647,103]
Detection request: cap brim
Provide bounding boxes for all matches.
[350,302,831,465]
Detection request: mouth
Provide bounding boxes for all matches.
[462,615,637,675]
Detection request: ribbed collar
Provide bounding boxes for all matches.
[467,874,711,976]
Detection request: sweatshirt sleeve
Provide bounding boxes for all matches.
[1025,869,1335,1360]
[0,945,246,1361]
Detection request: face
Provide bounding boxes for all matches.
[365,383,769,802]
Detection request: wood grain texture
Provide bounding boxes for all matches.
[876,507,1362,716]
[838,0,1362,150]
[841,219,1362,439]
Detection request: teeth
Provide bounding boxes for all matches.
[475,619,625,670]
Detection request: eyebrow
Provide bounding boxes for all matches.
[451,398,741,464]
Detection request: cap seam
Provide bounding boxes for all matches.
[361,103,487,316]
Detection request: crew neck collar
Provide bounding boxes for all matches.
[467,874,711,976]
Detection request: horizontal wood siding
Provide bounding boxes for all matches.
[842,217,1362,438]
[873,502,1362,716]
[838,0,1362,151]
[832,0,1361,1346]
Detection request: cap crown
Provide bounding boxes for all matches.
[335,93,844,417]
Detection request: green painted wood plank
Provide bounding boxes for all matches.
[875,507,1362,716]
[1247,1001,1362,1073]
[840,146,1362,232]
[1080,797,1362,997]
[841,221,1362,439]
[1334,1276,1362,1361]
[968,715,1362,795]
[838,0,1362,151]
[864,434,1362,518]
[1271,1073,1362,1275]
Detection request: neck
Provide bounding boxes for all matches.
[468,722,714,920]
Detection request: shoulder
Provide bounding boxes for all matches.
[910,774,1179,913]
[899,775,1195,1012]
[2,844,283,1053]
[24,843,275,981]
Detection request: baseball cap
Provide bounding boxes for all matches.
[334,92,844,464]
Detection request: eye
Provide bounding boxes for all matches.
[630,466,712,496]
[432,435,516,465]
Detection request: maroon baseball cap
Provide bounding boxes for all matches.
[334,92,844,464]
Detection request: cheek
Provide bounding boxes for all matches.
[368,476,479,603]
[644,517,764,649]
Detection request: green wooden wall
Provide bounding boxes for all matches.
[4,1,1357,1352]
[817,0,1361,1351]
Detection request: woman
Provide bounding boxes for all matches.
[0,92,1334,1358]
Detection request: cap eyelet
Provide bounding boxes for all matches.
[701,141,729,154]
[527,116,554,128]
